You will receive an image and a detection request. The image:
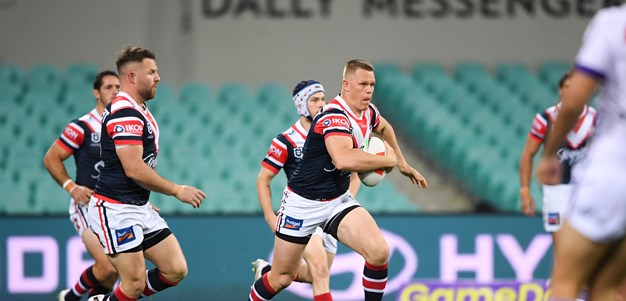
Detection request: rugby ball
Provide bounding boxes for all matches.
[358,137,387,187]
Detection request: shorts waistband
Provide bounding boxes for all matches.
[286,186,346,202]
[92,193,147,206]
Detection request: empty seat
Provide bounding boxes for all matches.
[26,65,63,95]
[65,63,99,91]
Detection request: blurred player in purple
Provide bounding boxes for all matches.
[87,46,205,301]
[248,59,427,301]
[537,4,626,300]
[45,71,120,301]
[253,80,361,298]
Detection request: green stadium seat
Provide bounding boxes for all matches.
[33,180,69,214]
[26,65,63,95]
[65,63,99,92]
[1,181,38,214]
[538,61,571,88]
[412,62,447,81]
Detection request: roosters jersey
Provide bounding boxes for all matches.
[94,92,160,205]
[529,105,596,183]
[262,120,308,179]
[289,96,380,200]
[56,109,103,189]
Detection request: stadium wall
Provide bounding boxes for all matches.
[0,0,615,92]
[1,215,552,300]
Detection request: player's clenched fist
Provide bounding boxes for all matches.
[173,184,206,208]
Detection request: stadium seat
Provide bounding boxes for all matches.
[64,63,99,91]
[33,180,69,214]
[411,62,447,81]
[26,64,63,96]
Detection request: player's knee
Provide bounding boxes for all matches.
[93,261,118,281]
[308,261,330,281]
[368,242,390,265]
[168,263,188,283]
[273,273,295,289]
[124,277,146,297]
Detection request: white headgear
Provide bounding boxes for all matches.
[293,80,325,117]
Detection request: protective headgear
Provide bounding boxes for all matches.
[293,80,325,117]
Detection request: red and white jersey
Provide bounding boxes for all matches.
[323,96,381,150]
[261,120,308,179]
[56,109,103,189]
[94,91,160,205]
[288,95,381,200]
[575,4,626,136]
[529,104,596,183]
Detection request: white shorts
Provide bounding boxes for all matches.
[313,227,338,254]
[88,195,169,254]
[276,188,359,245]
[542,184,573,232]
[69,198,90,236]
[567,137,626,243]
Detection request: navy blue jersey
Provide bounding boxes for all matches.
[56,109,103,189]
[262,120,308,179]
[529,105,597,184]
[289,96,380,200]
[94,92,160,205]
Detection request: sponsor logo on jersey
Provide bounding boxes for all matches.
[556,147,587,164]
[269,145,283,158]
[124,124,143,133]
[115,226,136,245]
[283,215,303,230]
[64,127,79,140]
[547,213,560,225]
[114,125,124,133]
[91,132,100,143]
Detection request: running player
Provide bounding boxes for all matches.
[520,71,596,301]
[537,4,626,300]
[252,80,361,298]
[520,71,596,230]
[44,71,120,301]
[87,46,205,301]
[248,59,428,301]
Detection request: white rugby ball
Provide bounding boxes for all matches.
[358,137,387,187]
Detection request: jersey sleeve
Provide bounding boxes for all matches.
[529,112,547,142]
[56,120,85,154]
[261,135,290,174]
[575,10,611,79]
[105,108,145,146]
[313,111,351,139]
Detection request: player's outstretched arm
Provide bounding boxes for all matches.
[116,145,205,208]
[375,117,428,188]
[257,167,278,233]
[43,142,93,205]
